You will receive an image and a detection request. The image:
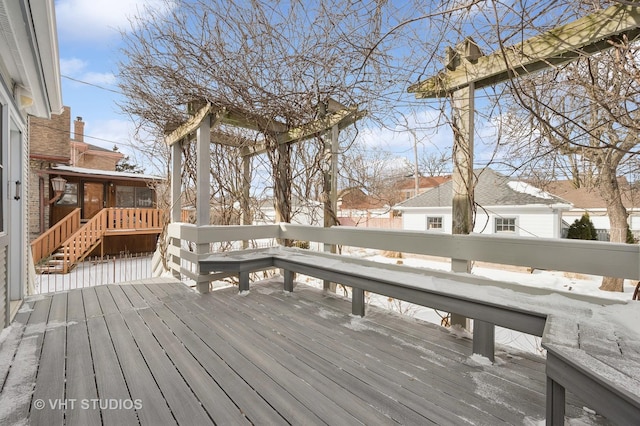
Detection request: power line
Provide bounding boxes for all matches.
[62,74,122,95]
[30,120,132,147]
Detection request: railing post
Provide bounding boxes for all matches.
[546,376,565,426]
[472,320,495,362]
[352,287,365,317]
[283,270,294,292]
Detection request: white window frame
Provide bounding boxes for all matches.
[427,216,443,231]
[495,217,517,233]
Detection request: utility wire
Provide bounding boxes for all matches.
[62,74,122,95]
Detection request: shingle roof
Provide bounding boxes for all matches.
[396,168,571,208]
[544,179,640,209]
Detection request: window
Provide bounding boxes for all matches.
[116,185,153,208]
[427,216,443,230]
[56,182,78,206]
[495,217,516,233]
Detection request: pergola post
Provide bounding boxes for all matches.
[450,83,475,332]
[195,115,211,293]
[170,141,182,279]
[323,124,339,291]
[241,148,251,249]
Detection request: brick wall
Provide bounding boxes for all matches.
[76,154,120,171]
[29,106,70,161]
[27,159,49,241]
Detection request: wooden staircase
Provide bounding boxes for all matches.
[32,208,163,274]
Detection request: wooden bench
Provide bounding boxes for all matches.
[543,314,640,425]
[200,246,639,425]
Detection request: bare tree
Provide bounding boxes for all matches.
[497,25,640,291]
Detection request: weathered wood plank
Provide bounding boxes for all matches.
[166,300,326,424]
[31,292,68,425]
[119,284,149,309]
[0,295,51,424]
[120,309,213,425]
[145,303,287,424]
[0,305,33,421]
[195,293,418,425]
[81,287,102,318]
[94,286,119,316]
[102,311,176,425]
[86,316,139,425]
[65,320,101,426]
[205,285,518,424]
[136,307,250,425]
[66,291,101,426]
[107,285,135,313]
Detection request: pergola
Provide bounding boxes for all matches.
[408,3,640,341]
[164,100,364,292]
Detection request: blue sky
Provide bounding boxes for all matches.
[55,0,174,161]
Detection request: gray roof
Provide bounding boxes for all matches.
[396,168,571,208]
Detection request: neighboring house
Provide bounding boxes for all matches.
[395,168,572,238]
[544,179,640,239]
[0,0,63,327]
[338,187,390,218]
[397,175,452,201]
[254,197,323,226]
[28,108,164,273]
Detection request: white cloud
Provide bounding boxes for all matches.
[82,72,117,86]
[56,0,176,42]
[60,57,87,75]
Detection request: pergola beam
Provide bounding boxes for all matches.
[409,4,640,98]
[165,103,217,146]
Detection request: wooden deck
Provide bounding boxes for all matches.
[0,278,609,425]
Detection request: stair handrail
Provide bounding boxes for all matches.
[58,208,163,273]
[59,209,108,273]
[30,208,81,265]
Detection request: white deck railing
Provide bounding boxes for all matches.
[165,222,640,284]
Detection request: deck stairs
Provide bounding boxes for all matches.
[32,208,163,274]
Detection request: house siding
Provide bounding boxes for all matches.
[403,208,562,238]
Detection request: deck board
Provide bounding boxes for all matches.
[0,278,612,425]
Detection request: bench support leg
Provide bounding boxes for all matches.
[472,320,495,362]
[239,272,250,293]
[352,287,365,317]
[283,270,294,292]
[546,377,565,426]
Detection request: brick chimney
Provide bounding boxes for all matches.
[74,116,84,142]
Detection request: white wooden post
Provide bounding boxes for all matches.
[241,148,251,249]
[170,141,182,279]
[323,124,339,291]
[195,115,211,293]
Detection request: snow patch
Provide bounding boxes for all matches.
[17,304,32,314]
[449,324,473,339]
[467,353,494,367]
[46,320,77,331]
[0,324,14,346]
[238,290,250,296]
[508,181,553,199]
[255,286,276,295]
[343,316,388,335]
[316,308,340,319]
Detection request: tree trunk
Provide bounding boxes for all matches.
[598,164,628,292]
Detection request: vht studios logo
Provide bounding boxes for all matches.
[33,399,143,410]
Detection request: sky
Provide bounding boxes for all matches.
[54,0,175,169]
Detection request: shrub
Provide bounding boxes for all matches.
[566,213,597,240]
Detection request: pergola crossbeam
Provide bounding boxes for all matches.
[409,4,640,98]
